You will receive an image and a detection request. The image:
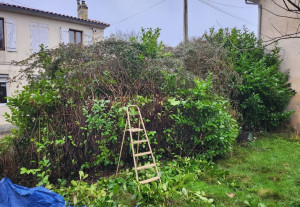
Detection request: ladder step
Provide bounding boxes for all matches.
[128,128,143,132]
[133,140,148,144]
[134,151,151,157]
[139,176,160,184]
[136,163,156,171]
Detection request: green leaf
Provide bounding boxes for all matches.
[73,196,78,205]
[168,98,180,106]
[71,180,77,187]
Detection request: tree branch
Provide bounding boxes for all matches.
[285,0,300,11]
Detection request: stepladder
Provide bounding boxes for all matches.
[116,105,161,189]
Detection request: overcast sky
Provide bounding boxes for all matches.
[1,0,258,46]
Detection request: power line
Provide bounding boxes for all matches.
[198,0,255,25]
[196,0,255,26]
[111,0,167,26]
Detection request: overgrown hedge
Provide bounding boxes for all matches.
[203,28,296,130]
[0,31,238,184]
[174,28,295,130]
[0,27,294,185]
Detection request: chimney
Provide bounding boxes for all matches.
[77,0,88,20]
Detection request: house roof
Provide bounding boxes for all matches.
[0,2,110,29]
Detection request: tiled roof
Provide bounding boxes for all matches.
[0,2,110,28]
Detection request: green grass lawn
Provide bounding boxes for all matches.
[55,133,300,206]
[183,133,300,207]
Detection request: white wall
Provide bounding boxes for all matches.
[0,11,105,127]
[260,0,300,130]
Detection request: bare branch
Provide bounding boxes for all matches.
[271,23,284,36]
[285,0,300,11]
[263,30,300,46]
[247,1,300,46]
[263,7,300,19]
[273,0,293,12]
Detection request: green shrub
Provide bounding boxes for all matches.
[1,29,239,184]
[161,77,238,159]
[206,28,295,130]
[175,27,295,131]
[174,37,242,103]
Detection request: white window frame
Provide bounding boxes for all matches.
[0,74,9,106]
[69,29,83,45]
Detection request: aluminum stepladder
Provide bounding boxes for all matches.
[116,105,161,188]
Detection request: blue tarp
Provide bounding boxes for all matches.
[0,177,65,207]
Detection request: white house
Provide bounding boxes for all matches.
[0,1,110,134]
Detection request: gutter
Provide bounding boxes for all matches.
[245,0,262,40]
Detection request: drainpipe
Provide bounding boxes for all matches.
[257,3,262,40]
[245,0,262,40]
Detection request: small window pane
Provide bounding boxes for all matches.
[76,31,82,44]
[0,19,4,49]
[0,82,7,103]
[69,31,75,44]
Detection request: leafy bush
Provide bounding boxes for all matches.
[1,29,238,184]
[174,37,242,103]
[175,28,295,131]
[161,77,238,159]
[204,28,295,130]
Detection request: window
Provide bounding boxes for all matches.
[0,18,4,50]
[0,75,8,104]
[0,18,17,51]
[69,30,82,45]
[61,28,91,45]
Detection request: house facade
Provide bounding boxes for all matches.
[0,1,110,134]
[245,0,300,130]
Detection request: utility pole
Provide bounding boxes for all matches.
[184,0,188,43]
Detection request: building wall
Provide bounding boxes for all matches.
[0,11,105,129]
[260,0,300,130]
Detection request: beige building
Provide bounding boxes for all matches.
[0,1,109,134]
[246,0,300,130]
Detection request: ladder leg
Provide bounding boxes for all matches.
[127,107,140,184]
[136,118,141,165]
[116,120,128,176]
[137,107,161,183]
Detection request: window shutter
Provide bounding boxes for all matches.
[84,31,93,46]
[60,27,69,44]
[30,23,40,53]
[5,19,17,52]
[39,24,49,49]
[30,23,49,53]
